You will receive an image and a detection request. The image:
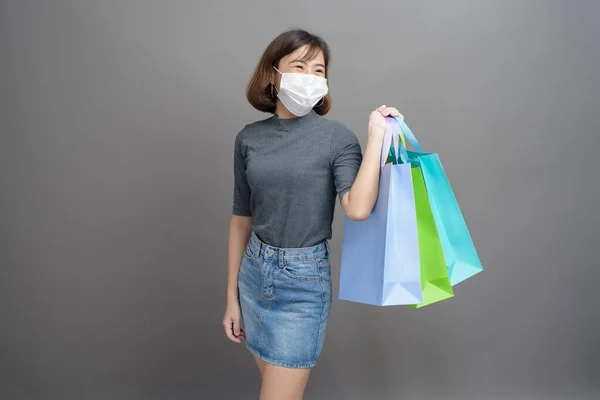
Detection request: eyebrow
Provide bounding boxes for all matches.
[289,59,326,69]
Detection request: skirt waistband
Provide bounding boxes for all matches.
[246,232,329,261]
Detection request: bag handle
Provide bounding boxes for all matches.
[392,116,423,155]
[381,117,411,165]
[381,116,424,166]
[380,117,401,169]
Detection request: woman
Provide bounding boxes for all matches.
[222,29,403,399]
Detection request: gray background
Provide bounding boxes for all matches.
[1,0,599,399]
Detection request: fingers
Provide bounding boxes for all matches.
[379,107,404,119]
[233,318,244,338]
[382,107,398,116]
[223,318,245,343]
[223,319,238,343]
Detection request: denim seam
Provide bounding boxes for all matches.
[261,258,276,300]
[281,265,320,281]
[256,296,272,357]
[246,342,315,368]
[313,259,327,361]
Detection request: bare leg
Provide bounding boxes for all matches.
[259,362,312,400]
[253,354,267,379]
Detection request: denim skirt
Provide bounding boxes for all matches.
[238,232,332,369]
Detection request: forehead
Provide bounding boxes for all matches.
[282,44,325,65]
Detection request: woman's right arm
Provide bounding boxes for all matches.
[223,130,252,343]
[223,215,252,343]
[226,215,252,301]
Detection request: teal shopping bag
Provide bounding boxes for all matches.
[393,117,483,286]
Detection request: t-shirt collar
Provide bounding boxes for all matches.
[270,109,320,131]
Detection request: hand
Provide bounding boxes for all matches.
[223,301,245,343]
[368,105,404,142]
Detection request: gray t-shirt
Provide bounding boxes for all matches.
[232,109,363,248]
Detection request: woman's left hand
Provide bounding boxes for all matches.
[368,104,404,141]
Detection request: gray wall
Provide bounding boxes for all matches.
[1,1,599,399]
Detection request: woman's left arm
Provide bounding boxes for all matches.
[342,105,403,221]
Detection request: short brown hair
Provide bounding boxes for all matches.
[246,29,332,115]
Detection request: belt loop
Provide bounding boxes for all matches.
[325,240,330,256]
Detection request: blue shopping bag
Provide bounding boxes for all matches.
[393,117,483,286]
[339,118,422,306]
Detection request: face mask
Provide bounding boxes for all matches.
[273,66,329,116]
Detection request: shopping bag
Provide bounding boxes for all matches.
[393,116,483,286]
[407,165,454,308]
[339,118,422,306]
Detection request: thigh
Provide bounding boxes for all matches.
[259,363,312,400]
[253,354,266,378]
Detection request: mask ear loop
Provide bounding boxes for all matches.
[270,65,281,101]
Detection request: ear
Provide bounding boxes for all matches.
[271,71,280,88]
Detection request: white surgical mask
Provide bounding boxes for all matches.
[273,66,328,116]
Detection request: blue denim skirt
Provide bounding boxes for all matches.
[238,232,332,369]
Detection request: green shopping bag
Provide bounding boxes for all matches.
[408,166,454,308]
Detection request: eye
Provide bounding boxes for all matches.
[316,69,325,75]
[294,65,304,70]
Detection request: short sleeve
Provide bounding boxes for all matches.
[232,132,252,216]
[330,124,363,201]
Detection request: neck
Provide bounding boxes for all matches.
[274,100,298,119]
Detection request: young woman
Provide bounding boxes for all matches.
[223,29,403,399]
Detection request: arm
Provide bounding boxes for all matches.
[226,215,251,304]
[223,131,252,344]
[341,134,385,221]
[342,105,403,221]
